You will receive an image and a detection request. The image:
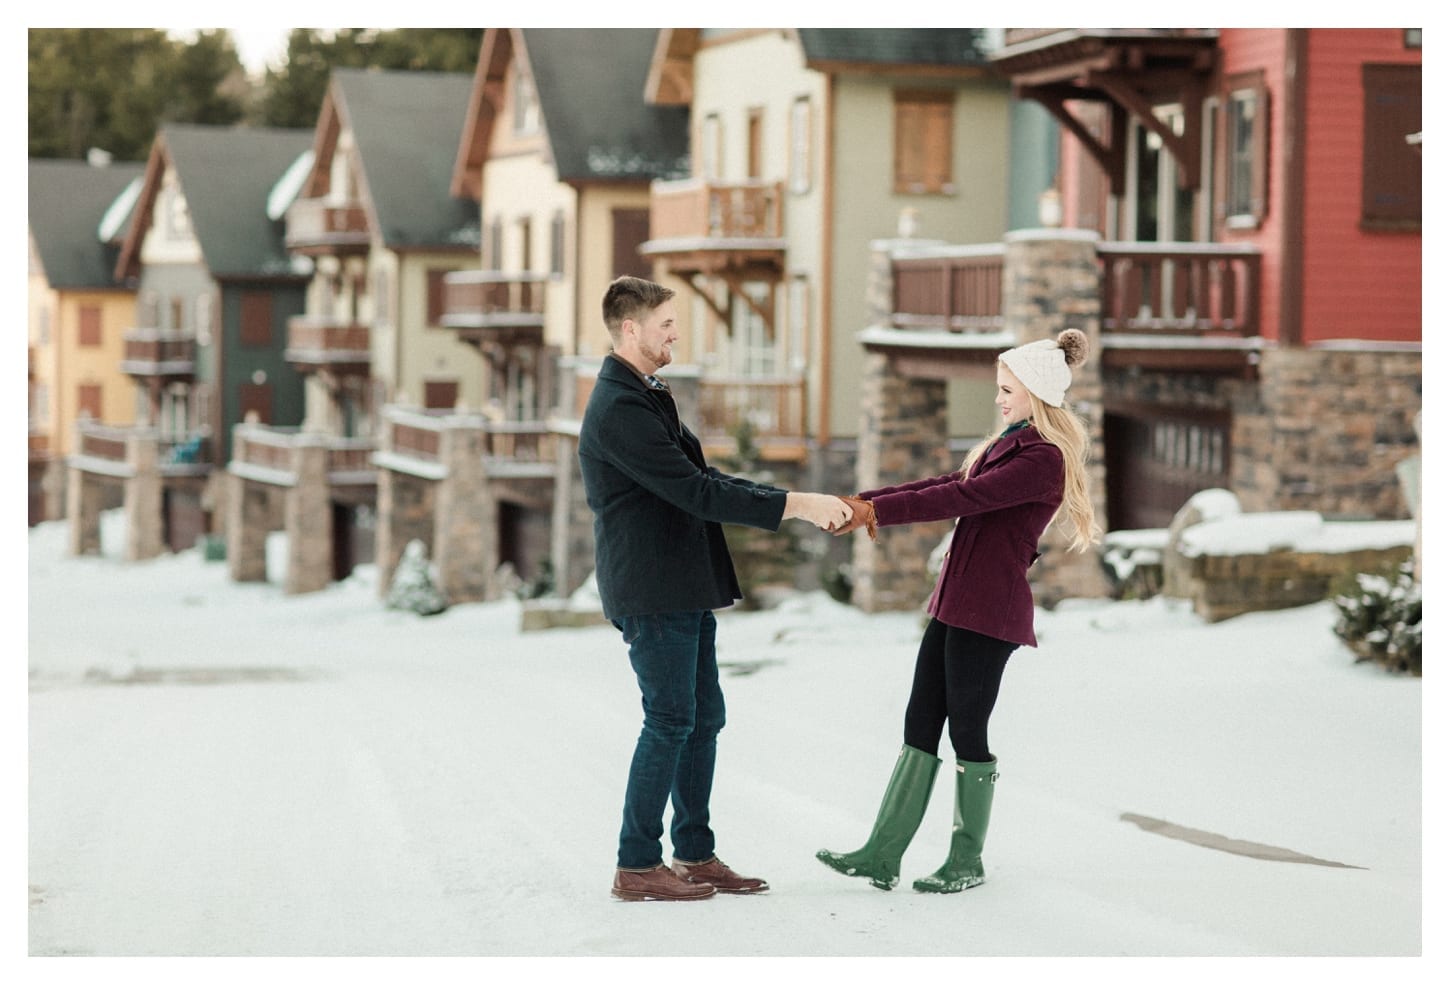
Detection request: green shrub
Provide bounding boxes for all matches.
[1332,560,1421,675]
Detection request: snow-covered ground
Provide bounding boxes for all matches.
[23,514,1434,975]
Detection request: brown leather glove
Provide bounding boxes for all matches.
[833,496,877,541]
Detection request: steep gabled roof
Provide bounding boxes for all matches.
[795,29,993,71]
[521,29,690,183]
[327,68,481,249]
[28,158,145,290]
[117,124,314,281]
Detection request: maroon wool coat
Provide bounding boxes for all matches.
[859,425,1065,647]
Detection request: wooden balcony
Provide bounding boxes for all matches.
[120,329,196,380]
[71,421,213,479]
[1098,243,1261,373]
[285,315,371,375]
[882,240,1263,375]
[230,424,376,487]
[374,408,557,492]
[892,246,1006,333]
[698,374,807,462]
[641,178,786,278]
[285,197,371,256]
[440,271,546,348]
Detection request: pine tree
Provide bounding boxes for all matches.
[386,539,448,616]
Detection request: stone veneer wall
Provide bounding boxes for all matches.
[1104,346,1420,522]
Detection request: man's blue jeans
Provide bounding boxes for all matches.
[614,610,725,869]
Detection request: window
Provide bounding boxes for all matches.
[488,218,504,272]
[894,90,954,195]
[1222,71,1268,228]
[747,108,764,179]
[1361,64,1421,229]
[611,209,651,281]
[789,97,813,195]
[423,379,458,410]
[194,293,213,345]
[77,383,102,421]
[78,306,102,347]
[518,217,533,273]
[238,382,272,425]
[512,63,540,135]
[426,269,449,327]
[549,211,566,276]
[700,114,722,180]
[239,292,272,347]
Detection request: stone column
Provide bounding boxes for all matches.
[226,471,271,583]
[434,417,492,604]
[1001,229,1111,605]
[124,429,163,561]
[66,462,104,557]
[851,351,954,612]
[284,435,332,594]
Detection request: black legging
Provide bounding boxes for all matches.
[902,618,1017,763]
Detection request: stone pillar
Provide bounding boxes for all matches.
[124,429,163,561]
[284,436,333,594]
[851,351,954,612]
[1001,229,1112,605]
[550,425,595,599]
[66,464,104,557]
[434,418,492,604]
[226,471,271,583]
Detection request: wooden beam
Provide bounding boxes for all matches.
[1088,70,1201,190]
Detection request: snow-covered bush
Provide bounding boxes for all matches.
[1332,561,1420,675]
[386,539,448,616]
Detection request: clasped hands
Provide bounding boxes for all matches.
[783,491,877,540]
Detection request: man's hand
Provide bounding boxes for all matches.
[784,491,853,531]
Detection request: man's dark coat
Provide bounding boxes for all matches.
[578,356,787,620]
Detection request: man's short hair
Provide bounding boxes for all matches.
[603,276,675,341]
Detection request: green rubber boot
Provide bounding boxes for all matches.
[913,757,998,893]
[817,745,941,890]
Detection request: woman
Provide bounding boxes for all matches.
[819,329,1099,893]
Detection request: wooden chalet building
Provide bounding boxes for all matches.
[226,67,482,594]
[852,28,1421,609]
[27,157,144,527]
[66,124,313,561]
[433,28,691,600]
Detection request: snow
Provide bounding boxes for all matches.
[1177,513,1417,557]
[22,512,1439,978]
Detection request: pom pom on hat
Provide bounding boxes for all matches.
[999,329,1089,407]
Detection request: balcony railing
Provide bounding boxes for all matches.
[440,271,547,334]
[1098,243,1260,336]
[648,178,784,242]
[121,329,196,378]
[231,425,376,485]
[285,197,371,254]
[285,316,371,372]
[698,375,807,459]
[376,407,559,479]
[886,241,1261,341]
[891,246,1006,333]
[72,420,212,477]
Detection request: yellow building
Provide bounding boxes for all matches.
[27,157,144,523]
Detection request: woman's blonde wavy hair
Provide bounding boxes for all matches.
[958,358,1102,554]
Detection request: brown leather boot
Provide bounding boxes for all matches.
[671,856,769,894]
[612,864,717,901]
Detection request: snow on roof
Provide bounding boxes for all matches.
[267,149,314,221]
[97,176,142,243]
[857,325,1016,350]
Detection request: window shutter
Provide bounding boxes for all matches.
[240,292,272,347]
[78,306,102,347]
[1361,64,1421,228]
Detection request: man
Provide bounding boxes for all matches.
[579,276,850,902]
